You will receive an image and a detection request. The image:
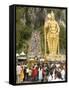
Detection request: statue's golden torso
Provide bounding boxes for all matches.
[47,20,58,38]
[49,21,57,32]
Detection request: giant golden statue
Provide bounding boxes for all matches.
[44,11,60,56]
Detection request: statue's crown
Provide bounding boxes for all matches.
[51,11,55,17]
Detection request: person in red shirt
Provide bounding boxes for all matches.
[32,66,38,81]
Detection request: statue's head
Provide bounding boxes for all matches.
[47,13,51,20]
[51,11,55,20]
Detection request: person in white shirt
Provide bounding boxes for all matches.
[26,67,29,80]
[16,64,22,83]
[61,68,65,80]
[38,67,43,81]
[48,71,53,81]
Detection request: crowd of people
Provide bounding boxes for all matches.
[16,61,66,83]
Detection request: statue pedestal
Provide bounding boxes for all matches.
[46,54,66,62]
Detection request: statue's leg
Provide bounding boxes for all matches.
[52,36,58,54]
[50,37,53,54]
[47,35,52,54]
[47,36,50,54]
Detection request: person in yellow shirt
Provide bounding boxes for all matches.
[20,66,24,83]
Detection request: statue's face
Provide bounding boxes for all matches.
[51,14,55,20]
[51,11,55,20]
[47,14,51,20]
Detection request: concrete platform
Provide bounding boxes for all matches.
[46,54,66,62]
